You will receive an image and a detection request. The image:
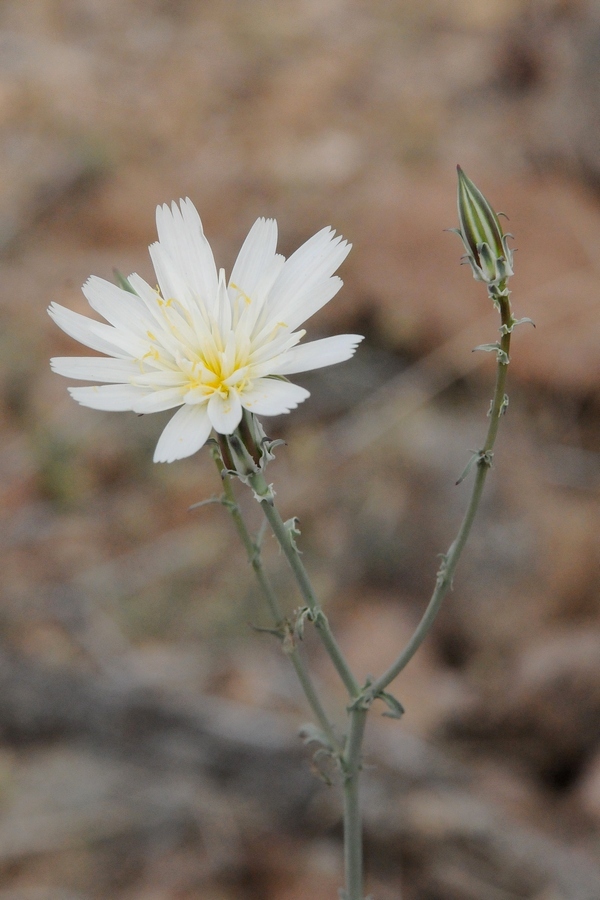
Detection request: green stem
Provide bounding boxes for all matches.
[217,453,282,627]
[216,266,514,900]
[342,706,368,900]
[213,451,340,751]
[369,289,513,698]
[248,470,361,700]
[288,652,339,749]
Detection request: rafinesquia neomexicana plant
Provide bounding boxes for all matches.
[49,167,530,900]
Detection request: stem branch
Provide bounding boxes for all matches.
[249,470,361,700]
[370,289,513,697]
[213,451,340,751]
[215,279,514,900]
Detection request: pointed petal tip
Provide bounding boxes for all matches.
[153,443,179,464]
[153,404,213,463]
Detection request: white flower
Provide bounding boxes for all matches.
[49,199,363,463]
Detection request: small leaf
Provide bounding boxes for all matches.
[251,481,275,504]
[311,748,334,785]
[500,317,530,337]
[293,606,312,640]
[189,494,230,511]
[436,553,453,590]
[299,722,332,750]
[284,516,302,552]
[456,451,478,486]
[378,690,405,720]
[473,342,500,354]
[478,450,494,468]
[250,623,284,640]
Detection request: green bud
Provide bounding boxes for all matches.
[454,166,513,289]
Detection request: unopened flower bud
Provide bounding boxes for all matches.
[454,166,513,290]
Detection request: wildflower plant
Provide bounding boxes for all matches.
[50,170,527,900]
[49,202,363,463]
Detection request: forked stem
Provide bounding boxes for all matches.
[212,450,341,753]
[220,272,516,900]
[368,286,512,699]
[248,469,361,700]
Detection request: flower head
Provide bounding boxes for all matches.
[455,166,513,289]
[49,200,363,462]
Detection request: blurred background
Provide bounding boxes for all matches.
[0,0,600,897]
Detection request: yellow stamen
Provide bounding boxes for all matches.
[230,282,252,305]
[140,347,160,369]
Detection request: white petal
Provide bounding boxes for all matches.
[241,378,310,416]
[280,276,345,333]
[82,276,154,339]
[148,242,194,311]
[207,391,243,434]
[234,253,286,337]
[265,227,351,323]
[123,272,157,308]
[155,199,218,310]
[248,329,304,367]
[229,218,278,303]
[216,268,232,338]
[68,384,147,411]
[153,403,213,463]
[127,270,201,361]
[51,357,140,383]
[48,303,136,358]
[128,272,204,342]
[132,369,187,388]
[253,274,343,339]
[273,334,364,375]
[132,388,184,414]
[182,386,211,404]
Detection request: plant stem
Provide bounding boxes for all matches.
[218,280,513,900]
[369,289,513,698]
[248,470,361,700]
[213,452,341,751]
[216,452,282,626]
[342,706,368,900]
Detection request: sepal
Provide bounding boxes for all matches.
[214,412,283,494]
[113,268,138,294]
[455,166,514,290]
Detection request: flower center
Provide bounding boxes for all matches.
[181,348,251,404]
[137,290,255,404]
